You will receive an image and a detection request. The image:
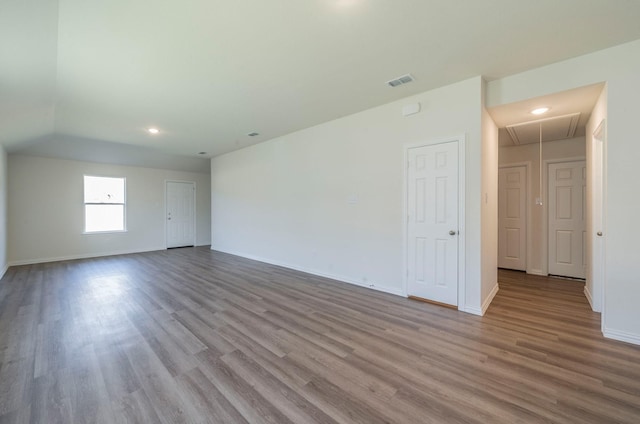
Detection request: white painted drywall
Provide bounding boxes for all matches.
[0,147,7,277]
[499,137,586,275]
[488,39,640,344]
[481,104,499,312]
[10,135,210,173]
[0,0,58,148]
[211,77,484,310]
[585,86,607,312]
[8,155,211,265]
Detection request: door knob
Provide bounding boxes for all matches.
[597,231,603,236]
[449,230,456,236]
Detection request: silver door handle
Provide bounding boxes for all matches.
[449,230,456,236]
[597,231,602,236]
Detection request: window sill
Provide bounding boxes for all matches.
[82,230,128,235]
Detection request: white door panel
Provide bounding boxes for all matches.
[166,181,196,248]
[548,161,586,278]
[498,166,526,271]
[407,142,459,306]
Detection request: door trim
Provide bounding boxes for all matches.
[165,180,197,249]
[592,119,606,319]
[543,157,586,276]
[498,162,532,274]
[402,135,466,311]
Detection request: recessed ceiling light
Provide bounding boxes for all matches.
[247,132,259,137]
[531,107,550,115]
[198,152,207,155]
[335,0,357,6]
[147,128,160,134]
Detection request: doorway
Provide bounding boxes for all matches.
[405,138,464,307]
[547,160,586,279]
[166,181,196,248]
[489,82,606,316]
[498,165,528,271]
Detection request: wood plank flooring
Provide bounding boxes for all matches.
[1,247,639,423]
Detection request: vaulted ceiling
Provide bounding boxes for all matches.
[2,0,640,160]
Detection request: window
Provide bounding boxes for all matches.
[84,176,126,233]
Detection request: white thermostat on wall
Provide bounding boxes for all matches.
[402,102,421,117]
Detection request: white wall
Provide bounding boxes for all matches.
[0,146,7,277]
[481,103,499,313]
[499,137,586,275]
[488,38,640,345]
[212,76,485,312]
[8,155,211,265]
[585,86,607,312]
[0,0,58,146]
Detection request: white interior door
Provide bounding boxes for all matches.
[548,161,586,278]
[407,141,459,306]
[498,166,527,271]
[166,181,196,248]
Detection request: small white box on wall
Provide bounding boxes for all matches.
[402,103,421,117]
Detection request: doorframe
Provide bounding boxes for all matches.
[542,157,586,276]
[402,134,466,310]
[592,119,606,318]
[498,162,532,274]
[165,180,197,249]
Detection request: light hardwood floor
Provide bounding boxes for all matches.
[0,247,639,423]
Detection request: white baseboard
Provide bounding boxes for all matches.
[482,283,500,315]
[603,327,640,346]
[8,246,166,267]
[462,283,499,317]
[527,269,546,276]
[463,306,483,316]
[211,246,405,298]
[0,263,8,280]
[584,286,594,310]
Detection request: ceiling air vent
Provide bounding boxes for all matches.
[386,74,414,87]
[247,132,259,137]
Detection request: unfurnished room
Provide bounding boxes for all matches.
[1,1,640,423]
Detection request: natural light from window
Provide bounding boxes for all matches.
[84,176,126,233]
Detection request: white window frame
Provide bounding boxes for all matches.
[83,175,127,234]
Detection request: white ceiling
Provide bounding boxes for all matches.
[14,135,211,173]
[489,83,605,146]
[2,1,640,161]
[506,113,581,146]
